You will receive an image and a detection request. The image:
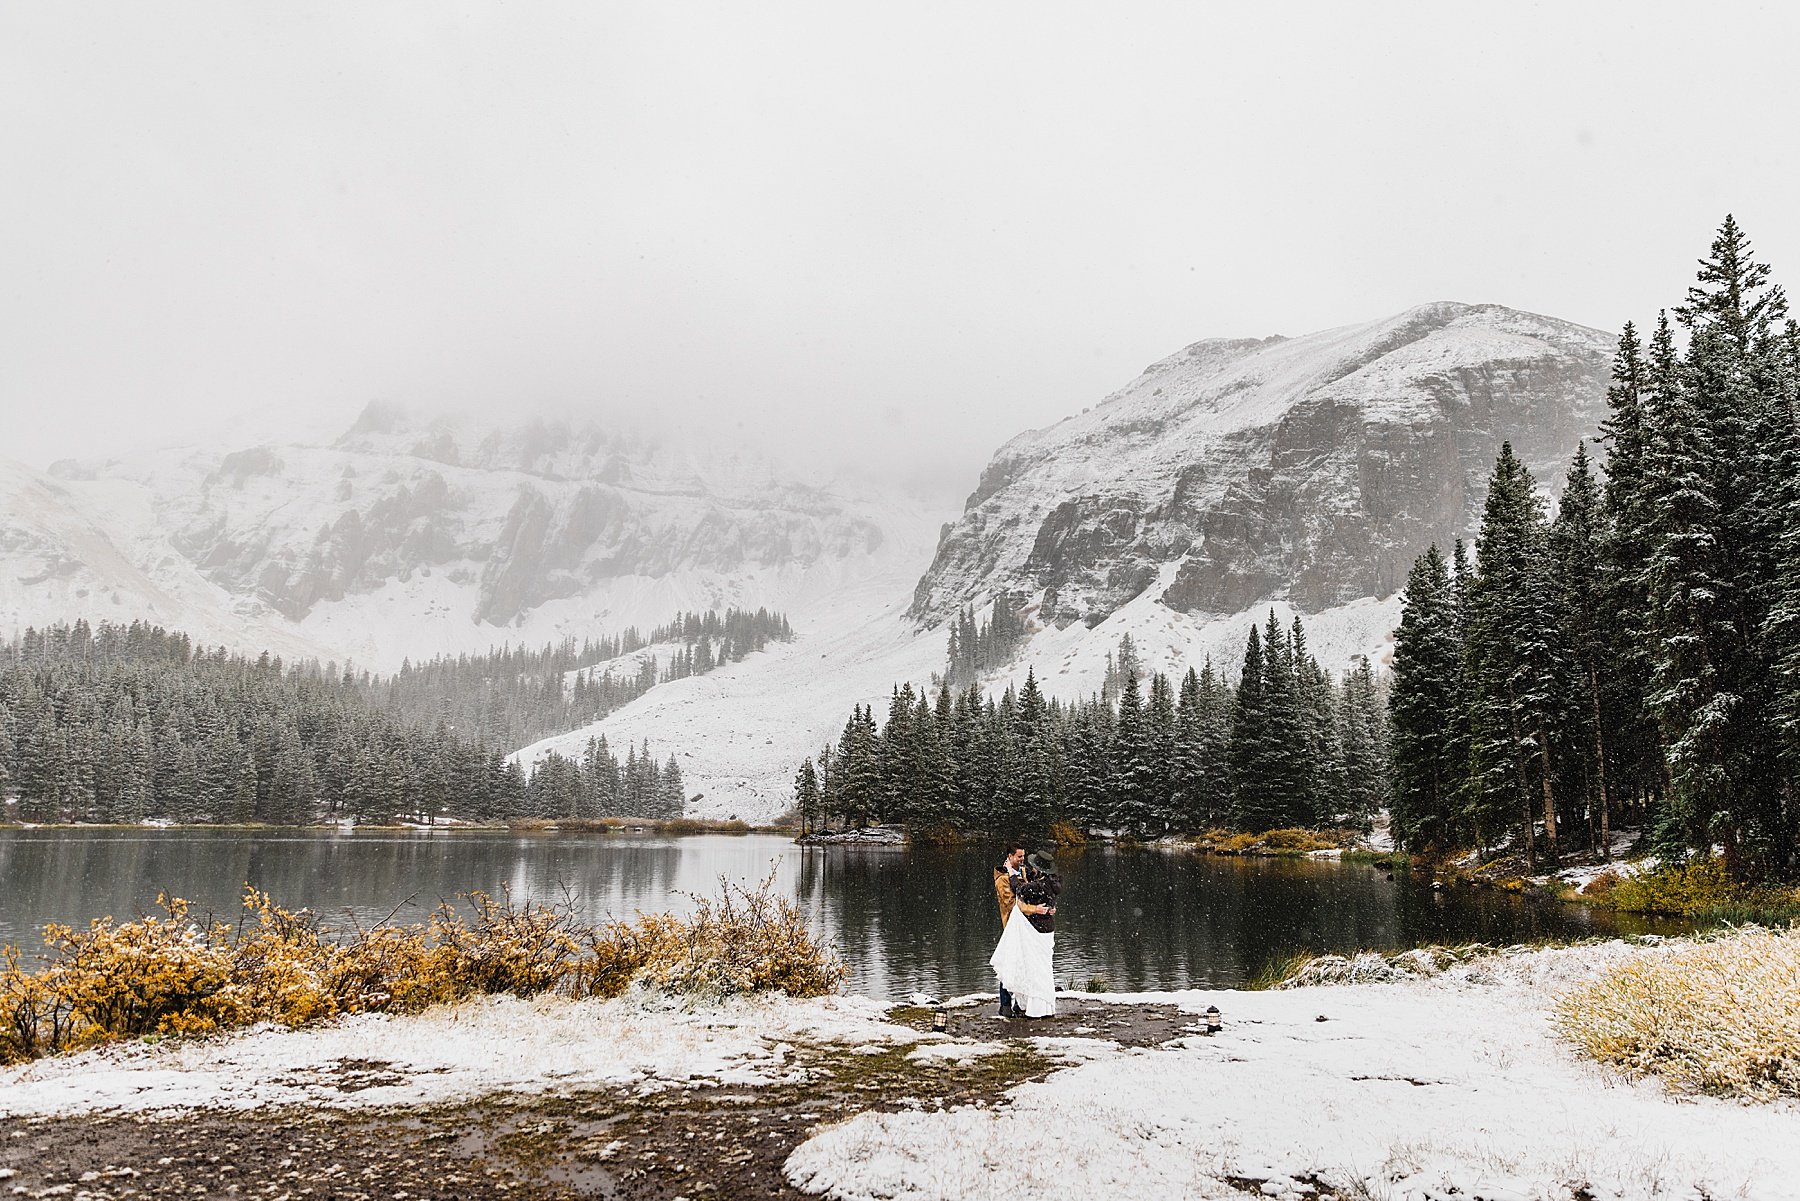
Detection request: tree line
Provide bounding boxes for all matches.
[794,619,1389,837]
[0,620,685,825]
[942,595,1028,688]
[1389,216,1800,880]
[346,607,792,748]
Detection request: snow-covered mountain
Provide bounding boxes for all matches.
[6,404,940,671]
[5,303,1619,822]
[912,302,1615,629]
[0,458,337,663]
[521,303,1619,820]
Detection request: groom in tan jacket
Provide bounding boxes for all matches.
[992,841,1050,1018]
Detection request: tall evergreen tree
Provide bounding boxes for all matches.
[1110,674,1157,836]
[1551,442,1616,856]
[1389,546,1463,849]
[1465,444,1564,863]
[1229,626,1280,830]
[1646,218,1795,874]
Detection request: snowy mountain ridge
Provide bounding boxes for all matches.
[5,404,939,672]
[915,301,1615,628]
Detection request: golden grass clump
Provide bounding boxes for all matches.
[1197,827,1349,855]
[1603,857,1800,918]
[0,874,844,1065]
[1554,928,1800,1100]
[634,878,845,1000]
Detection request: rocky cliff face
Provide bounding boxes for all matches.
[912,303,1615,628]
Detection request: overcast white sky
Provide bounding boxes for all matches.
[4,2,1798,498]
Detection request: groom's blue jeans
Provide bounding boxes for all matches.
[998,984,1013,1015]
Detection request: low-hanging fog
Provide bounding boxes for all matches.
[4,2,1798,501]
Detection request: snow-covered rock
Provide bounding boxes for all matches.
[912,302,1614,630]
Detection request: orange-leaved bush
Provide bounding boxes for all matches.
[0,875,844,1064]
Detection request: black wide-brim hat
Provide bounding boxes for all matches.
[1027,849,1056,875]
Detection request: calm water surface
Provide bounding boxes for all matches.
[0,829,1691,997]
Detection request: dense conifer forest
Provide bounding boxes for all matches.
[1389,217,1800,881]
[795,619,1389,838]
[0,612,787,825]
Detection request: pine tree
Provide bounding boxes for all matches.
[836,706,881,828]
[793,758,821,834]
[1172,668,1207,828]
[1389,546,1463,849]
[1596,321,1666,843]
[1193,660,1234,827]
[1291,616,1340,824]
[1258,612,1311,828]
[1015,669,1056,830]
[1464,445,1565,863]
[1551,442,1616,856]
[1767,318,1800,829]
[1646,217,1795,874]
[1229,625,1278,830]
[1338,657,1387,828]
[1145,672,1178,833]
[1063,699,1113,834]
[658,756,685,818]
[1110,673,1157,836]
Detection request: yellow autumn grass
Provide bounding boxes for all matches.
[0,873,843,1064]
[1554,927,1800,1100]
[1196,827,1350,855]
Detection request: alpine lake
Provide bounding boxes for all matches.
[0,828,1694,998]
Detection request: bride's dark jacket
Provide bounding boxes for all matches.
[1013,871,1060,933]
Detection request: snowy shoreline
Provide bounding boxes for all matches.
[4,938,1795,1201]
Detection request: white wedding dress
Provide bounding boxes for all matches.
[989,904,1056,1017]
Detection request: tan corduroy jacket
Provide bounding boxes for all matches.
[993,867,1018,926]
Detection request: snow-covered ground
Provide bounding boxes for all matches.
[0,991,910,1117]
[994,567,1402,696]
[790,941,1800,1201]
[5,938,1794,1200]
[513,565,945,820]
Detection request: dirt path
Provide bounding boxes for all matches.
[0,998,1200,1200]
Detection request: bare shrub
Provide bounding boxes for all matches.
[1554,927,1800,1100]
[1578,870,1621,898]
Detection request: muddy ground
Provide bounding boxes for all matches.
[0,998,1204,1201]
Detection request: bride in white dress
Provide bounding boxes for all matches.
[989,852,1059,1017]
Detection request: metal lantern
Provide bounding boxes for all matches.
[932,1006,948,1033]
[1204,1005,1222,1035]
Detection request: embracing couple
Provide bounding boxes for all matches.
[989,841,1061,1019]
